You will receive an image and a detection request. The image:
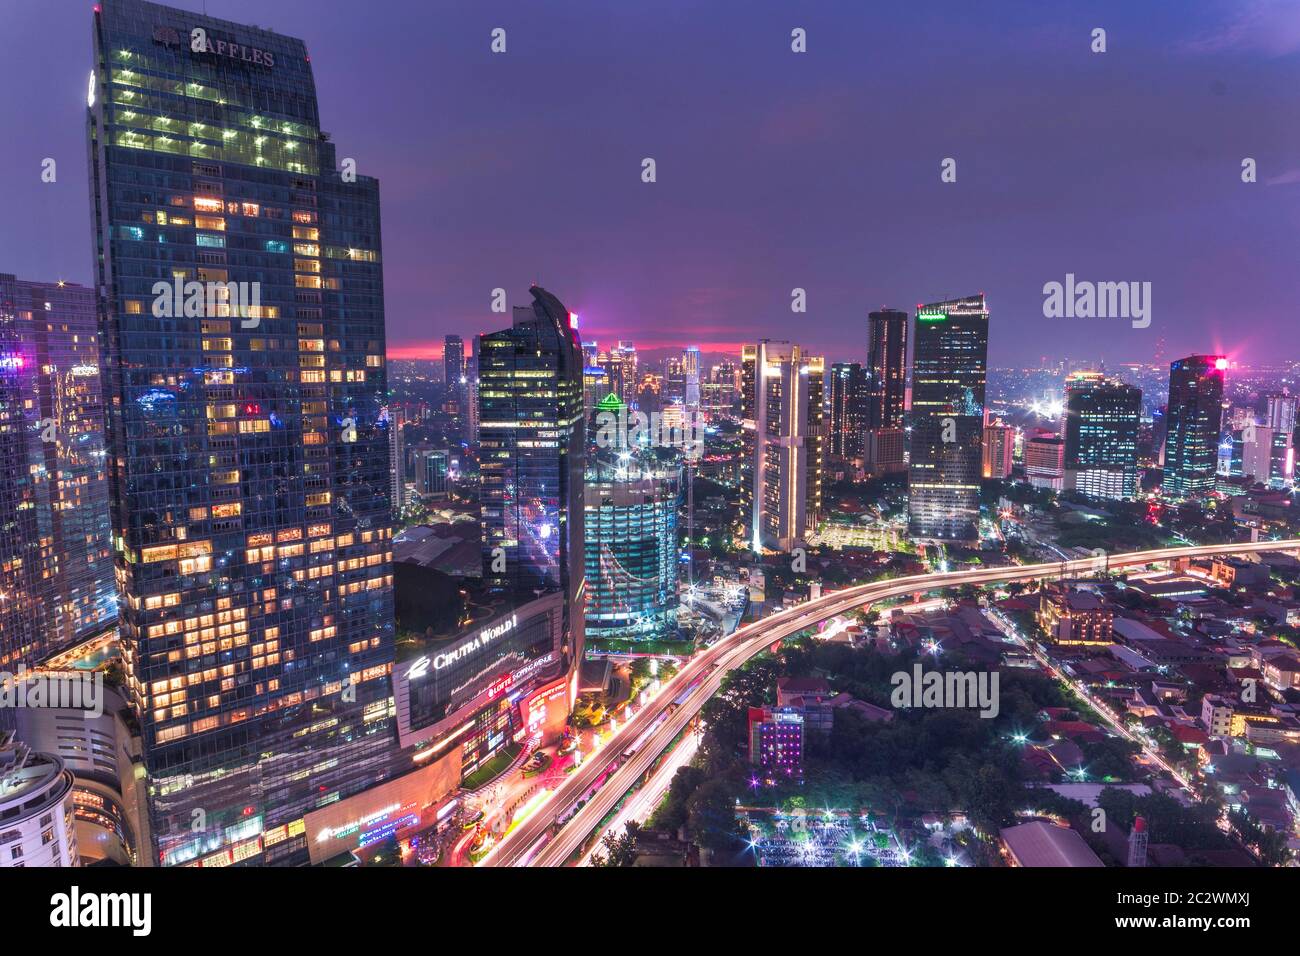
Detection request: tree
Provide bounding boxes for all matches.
[592,822,641,867]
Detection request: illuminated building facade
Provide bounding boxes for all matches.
[1062,372,1141,500]
[584,451,682,641]
[828,362,869,459]
[87,0,397,866]
[866,308,908,430]
[747,706,803,780]
[740,341,824,551]
[477,285,586,668]
[1162,355,1226,499]
[908,295,988,542]
[0,731,79,868]
[982,418,1015,479]
[0,276,116,670]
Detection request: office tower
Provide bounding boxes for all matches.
[1025,431,1066,491]
[828,362,870,459]
[1062,372,1142,499]
[443,334,464,389]
[665,355,684,403]
[599,347,627,408]
[477,285,585,665]
[740,341,822,551]
[88,0,397,866]
[0,731,79,867]
[0,276,116,670]
[982,418,1015,479]
[414,447,450,499]
[683,346,701,412]
[388,404,406,514]
[584,449,681,642]
[617,341,638,404]
[907,295,989,542]
[1240,424,1294,488]
[464,350,479,445]
[1266,394,1298,441]
[1162,355,1226,499]
[805,355,826,530]
[866,308,909,429]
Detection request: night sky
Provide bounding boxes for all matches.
[2,0,1298,366]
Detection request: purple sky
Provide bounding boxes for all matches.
[2,0,1298,367]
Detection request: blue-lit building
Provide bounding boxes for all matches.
[0,276,116,670]
[478,285,586,668]
[87,0,398,866]
[1063,372,1142,500]
[583,420,682,642]
[1162,355,1226,500]
[748,706,804,780]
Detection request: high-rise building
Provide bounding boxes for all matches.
[388,404,406,514]
[87,0,398,866]
[908,295,989,542]
[866,308,908,430]
[1266,394,1298,435]
[683,346,701,412]
[443,334,464,389]
[740,341,823,551]
[477,285,585,665]
[584,444,681,642]
[828,362,870,460]
[1162,355,1226,499]
[982,418,1015,479]
[1062,372,1142,500]
[1025,431,1066,492]
[0,276,116,670]
[414,447,450,499]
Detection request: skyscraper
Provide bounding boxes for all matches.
[443,334,464,388]
[478,285,585,665]
[683,346,701,412]
[740,340,823,551]
[828,362,870,459]
[908,295,989,542]
[0,276,116,670]
[982,417,1015,479]
[866,308,908,430]
[583,426,681,643]
[1063,372,1142,500]
[88,0,397,865]
[1162,355,1226,499]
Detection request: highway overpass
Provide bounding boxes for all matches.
[481,538,1300,867]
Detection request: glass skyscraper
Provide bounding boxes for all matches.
[0,276,116,670]
[908,294,989,543]
[1162,355,1226,500]
[828,361,869,459]
[478,285,586,667]
[1063,372,1142,500]
[87,0,397,866]
[583,417,682,642]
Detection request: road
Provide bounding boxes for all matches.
[482,538,1300,867]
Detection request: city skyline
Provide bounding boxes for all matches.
[3,0,1299,367]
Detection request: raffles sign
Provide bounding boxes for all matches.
[153,25,276,68]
